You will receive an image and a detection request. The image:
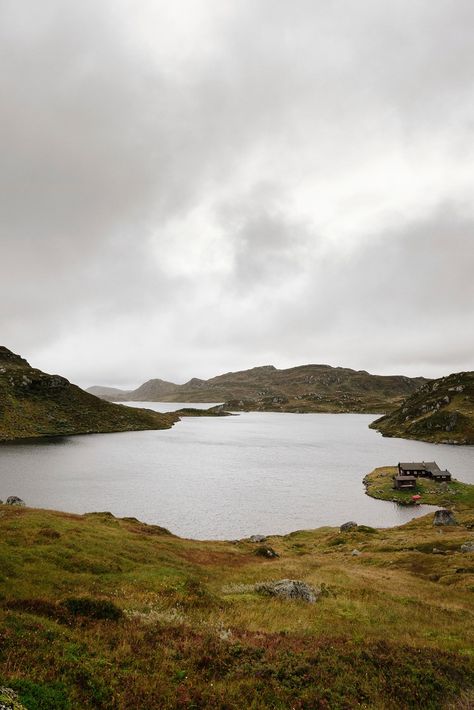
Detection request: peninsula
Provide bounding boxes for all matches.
[0,347,177,442]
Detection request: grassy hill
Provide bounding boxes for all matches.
[0,503,473,709]
[90,364,427,414]
[0,347,177,442]
[370,371,474,444]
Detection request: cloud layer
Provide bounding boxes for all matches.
[1,0,473,386]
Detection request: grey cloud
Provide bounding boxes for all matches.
[0,1,473,384]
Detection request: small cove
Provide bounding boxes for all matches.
[1,405,473,539]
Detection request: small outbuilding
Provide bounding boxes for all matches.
[393,475,417,490]
[431,469,452,482]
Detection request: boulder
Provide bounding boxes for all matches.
[460,541,474,553]
[351,549,362,556]
[5,496,25,506]
[433,509,457,526]
[256,579,319,603]
[249,534,267,543]
[340,521,358,533]
[254,545,279,559]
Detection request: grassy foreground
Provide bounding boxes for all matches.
[0,505,473,709]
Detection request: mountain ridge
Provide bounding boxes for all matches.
[89,363,428,414]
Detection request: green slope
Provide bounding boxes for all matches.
[370,371,474,444]
[0,347,177,441]
[0,504,473,709]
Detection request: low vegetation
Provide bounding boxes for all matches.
[370,371,474,444]
[0,503,473,708]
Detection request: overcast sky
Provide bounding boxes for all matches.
[1,1,473,388]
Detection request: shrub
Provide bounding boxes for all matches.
[60,597,123,621]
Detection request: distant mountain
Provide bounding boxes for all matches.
[89,364,428,414]
[0,347,177,442]
[370,371,474,444]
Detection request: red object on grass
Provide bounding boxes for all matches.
[412,494,421,501]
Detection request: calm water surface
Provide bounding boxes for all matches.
[1,403,473,539]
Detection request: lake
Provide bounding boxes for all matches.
[1,404,473,539]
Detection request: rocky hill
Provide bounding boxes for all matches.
[370,370,474,444]
[90,364,427,414]
[0,347,177,441]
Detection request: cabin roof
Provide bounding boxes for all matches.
[399,462,426,469]
[398,461,441,472]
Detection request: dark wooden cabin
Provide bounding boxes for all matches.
[398,461,451,482]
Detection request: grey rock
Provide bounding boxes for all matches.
[6,496,25,506]
[249,534,267,543]
[433,509,457,526]
[255,545,279,559]
[340,521,358,532]
[351,549,362,556]
[256,579,319,603]
[460,541,474,553]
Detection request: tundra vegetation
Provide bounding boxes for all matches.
[0,502,473,709]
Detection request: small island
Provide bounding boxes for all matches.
[364,464,474,510]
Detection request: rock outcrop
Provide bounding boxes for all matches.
[5,496,25,506]
[433,510,457,526]
[255,579,319,603]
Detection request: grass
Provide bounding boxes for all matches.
[0,504,473,708]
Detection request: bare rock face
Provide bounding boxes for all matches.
[340,521,358,532]
[433,509,457,526]
[460,541,474,553]
[255,579,319,603]
[5,496,25,506]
